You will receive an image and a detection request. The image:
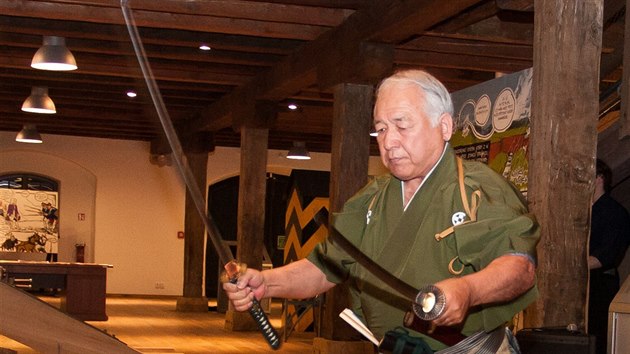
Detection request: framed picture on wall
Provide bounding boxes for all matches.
[0,174,59,258]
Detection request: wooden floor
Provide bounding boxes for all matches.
[0,294,316,354]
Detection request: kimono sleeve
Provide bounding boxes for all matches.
[451,165,540,333]
[306,178,384,284]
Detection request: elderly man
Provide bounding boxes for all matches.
[224,69,539,352]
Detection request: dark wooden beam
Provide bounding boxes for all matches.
[226,123,270,331]
[190,0,484,132]
[322,82,372,341]
[395,49,532,73]
[495,0,534,11]
[0,15,304,55]
[526,0,602,329]
[39,0,354,27]
[0,0,335,40]
[619,0,630,138]
[429,0,501,34]
[317,41,394,89]
[0,50,253,86]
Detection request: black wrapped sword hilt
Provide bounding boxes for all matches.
[224,261,281,350]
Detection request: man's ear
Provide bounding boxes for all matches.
[439,113,453,141]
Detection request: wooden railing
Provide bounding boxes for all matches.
[0,281,140,354]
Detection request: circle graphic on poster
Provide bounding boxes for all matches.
[492,88,515,133]
[475,95,491,126]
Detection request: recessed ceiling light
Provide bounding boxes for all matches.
[199,44,211,51]
[287,103,298,110]
[126,90,137,98]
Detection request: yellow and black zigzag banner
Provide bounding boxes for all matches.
[284,188,329,263]
[282,186,329,335]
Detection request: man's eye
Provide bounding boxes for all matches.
[371,127,385,136]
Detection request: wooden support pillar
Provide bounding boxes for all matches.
[225,102,274,331]
[176,150,209,312]
[619,0,630,139]
[314,83,373,354]
[525,0,603,330]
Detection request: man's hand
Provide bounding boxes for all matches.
[431,277,472,326]
[222,268,266,312]
[221,259,335,312]
[430,254,536,327]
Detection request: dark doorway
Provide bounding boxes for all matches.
[205,174,291,300]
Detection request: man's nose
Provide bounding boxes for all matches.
[380,131,399,150]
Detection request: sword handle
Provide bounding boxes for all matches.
[248,296,282,349]
[224,261,281,350]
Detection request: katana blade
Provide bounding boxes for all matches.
[120,1,280,349]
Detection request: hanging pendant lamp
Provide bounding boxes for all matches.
[22,86,56,114]
[31,36,77,71]
[15,124,43,144]
[286,141,311,160]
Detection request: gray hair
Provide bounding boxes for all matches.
[375,69,454,127]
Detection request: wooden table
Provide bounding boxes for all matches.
[0,260,112,321]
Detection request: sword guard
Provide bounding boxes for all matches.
[412,285,446,321]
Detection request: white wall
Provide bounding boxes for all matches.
[0,131,386,296]
[0,132,186,295]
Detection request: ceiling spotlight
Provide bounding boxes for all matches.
[286,141,311,160]
[31,36,77,71]
[287,103,298,110]
[126,90,137,98]
[22,86,56,114]
[199,44,212,51]
[15,124,43,144]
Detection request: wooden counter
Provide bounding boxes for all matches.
[0,260,112,321]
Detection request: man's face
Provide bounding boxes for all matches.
[373,81,452,183]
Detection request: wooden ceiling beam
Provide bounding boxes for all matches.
[243,0,363,9]
[365,0,484,43]
[438,15,534,44]
[395,49,532,73]
[495,0,533,11]
[434,0,624,45]
[0,0,332,40]
[316,41,394,89]
[189,0,485,133]
[0,51,253,86]
[0,69,234,97]
[0,15,303,55]
[0,32,283,67]
[40,0,354,26]
[428,0,501,34]
[402,35,532,60]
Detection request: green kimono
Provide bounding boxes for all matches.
[307,145,540,350]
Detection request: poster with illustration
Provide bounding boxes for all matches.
[450,68,532,194]
[0,189,59,255]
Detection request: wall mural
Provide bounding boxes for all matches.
[450,67,533,195]
[0,188,59,255]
